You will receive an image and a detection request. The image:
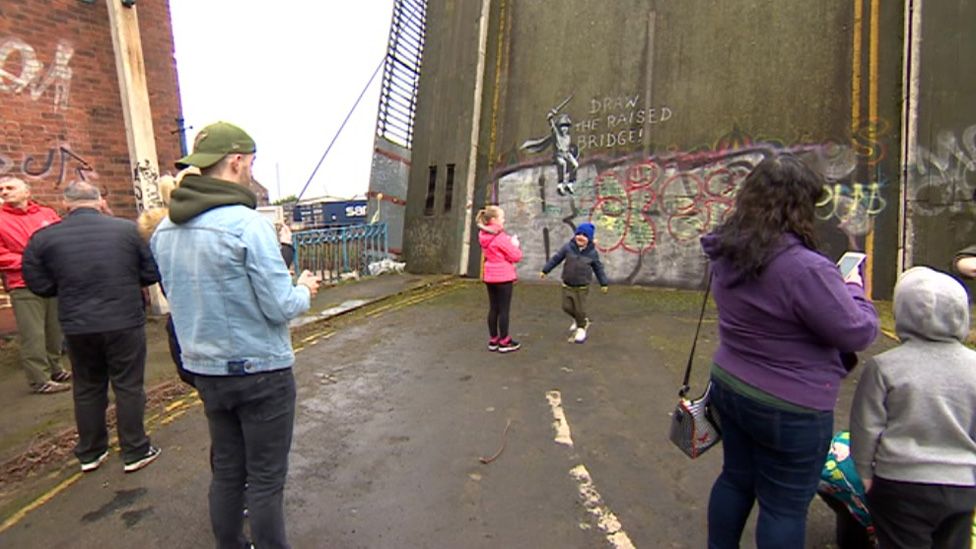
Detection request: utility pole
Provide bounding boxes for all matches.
[106,0,167,314]
[105,0,163,213]
[276,162,282,199]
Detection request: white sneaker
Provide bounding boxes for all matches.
[124,446,161,473]
[569,321,577,332]
[80,450,110,472]
[574,327,587,343]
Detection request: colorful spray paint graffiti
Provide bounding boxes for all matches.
[499,114,889,286]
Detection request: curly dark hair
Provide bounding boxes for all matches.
[712,154,823,278]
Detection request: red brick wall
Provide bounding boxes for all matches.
[0,0,183,220]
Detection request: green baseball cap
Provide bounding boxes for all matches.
[176,121,256,168]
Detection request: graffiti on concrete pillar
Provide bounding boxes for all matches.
[0,145,95,187]
[0,38,74,111]
[132,159,163,212]
[576,93,672,152]
[520,95,580,196]
[496,123,890,286]
[908,123,976,216]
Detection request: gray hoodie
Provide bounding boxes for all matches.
[850,267,976,486]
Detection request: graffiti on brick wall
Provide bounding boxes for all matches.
[497,122,889,285]
[908,123,976,216]
[0,38,73,111]
[0,145,95,187]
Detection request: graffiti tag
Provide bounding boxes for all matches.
[0,38,74,111]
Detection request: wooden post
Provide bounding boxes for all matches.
[106,0,168,314]
[105,0,163,213]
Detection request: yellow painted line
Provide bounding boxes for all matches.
[0,472,82,534]
[545,390,574,446]
[161,409,188,425]
[569,465,637,549]
[364,287,453,318]
[546,392,634,548]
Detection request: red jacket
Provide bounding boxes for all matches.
[478,221,522,283]
[0,202,61,290]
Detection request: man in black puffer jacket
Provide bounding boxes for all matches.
[22,181,162,474]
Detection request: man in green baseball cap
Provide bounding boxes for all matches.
[153,120,320,548]
[176,121,256,169]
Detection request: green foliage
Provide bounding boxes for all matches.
[273,195,298,205]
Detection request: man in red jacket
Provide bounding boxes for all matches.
[0,177,70,394]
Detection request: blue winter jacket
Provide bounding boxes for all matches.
[542,240,609,287]
[151,204,310,376]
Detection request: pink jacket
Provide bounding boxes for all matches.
[478,221,522,283]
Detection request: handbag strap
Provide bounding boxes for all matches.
[679,269,712,398]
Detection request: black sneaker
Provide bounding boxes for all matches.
[488,339,499,351]
[80,450,110,473]
[497,339,521,353]
[124,446,161,473]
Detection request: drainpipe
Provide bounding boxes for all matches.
[458,0,492,276]
[898,0,921,274]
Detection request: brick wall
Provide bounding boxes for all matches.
[0,0,182,320]
[0,0,183,219]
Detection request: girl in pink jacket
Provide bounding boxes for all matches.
[477,206,522,352]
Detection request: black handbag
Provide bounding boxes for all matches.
[668,273,722,459]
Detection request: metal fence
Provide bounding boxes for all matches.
[293,223,389,283]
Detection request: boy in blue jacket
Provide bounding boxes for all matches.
[540,222,609,343]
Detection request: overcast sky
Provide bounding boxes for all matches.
[169,1,395,201]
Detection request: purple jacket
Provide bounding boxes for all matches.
[701,233,879,410]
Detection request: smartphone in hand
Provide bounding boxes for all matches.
[837,252,867,282]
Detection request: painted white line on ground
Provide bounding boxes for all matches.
[545,390,574,447]
[569,464,637,549]
[547,390,636,549]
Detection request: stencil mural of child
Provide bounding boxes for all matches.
[520,95,579,196]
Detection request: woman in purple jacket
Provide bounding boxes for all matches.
[700,154,879,548]
[477,205,523,352]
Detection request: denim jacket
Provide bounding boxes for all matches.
[151,205,310,376]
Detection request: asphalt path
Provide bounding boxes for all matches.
[0,280,894,548]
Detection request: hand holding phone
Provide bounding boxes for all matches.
[297,270,321,298]
[837,252,866,285]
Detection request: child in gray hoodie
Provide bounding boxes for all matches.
[850,266,976,548]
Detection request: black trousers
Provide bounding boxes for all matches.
[65,326,151,463]
[195,369,296,549]
[867,476,976,549]
[485,281,513,340]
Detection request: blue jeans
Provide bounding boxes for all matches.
[707,378,833,549]
[195,368,296,549]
